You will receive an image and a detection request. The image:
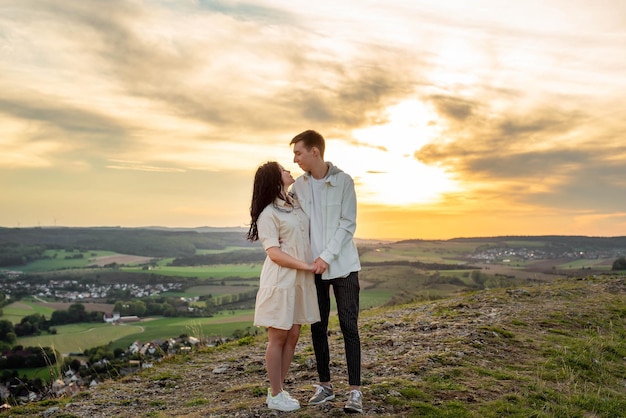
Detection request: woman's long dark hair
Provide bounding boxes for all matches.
[246,161,283,242]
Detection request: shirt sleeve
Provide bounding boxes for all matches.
[320,174,357,263]
[257,207,281,250]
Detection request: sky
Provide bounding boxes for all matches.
[1,0,626,240]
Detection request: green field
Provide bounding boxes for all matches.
[165,283,258,299]
[123,263,263,279]
[555,258,613,270]
[11,250,129,272]
[360,241,475,264]
[195,246,260,254]
[2,300,57,324]
[109,314,255,351]
[15,311,258,354]
[17,322,143,354]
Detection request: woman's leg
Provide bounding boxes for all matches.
[266,327,289,396]
[281,324,301,383]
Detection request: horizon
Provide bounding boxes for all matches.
[2,1,626,240]
[2,224,625,243]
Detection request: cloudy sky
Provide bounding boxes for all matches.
[1,0,625,240]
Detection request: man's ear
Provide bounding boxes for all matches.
[311,146,320,157]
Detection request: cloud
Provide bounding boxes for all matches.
[415,89,626,214]
[429,95,476,121]
[2,0,626,237]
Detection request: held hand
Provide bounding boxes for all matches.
[312,258,329,275]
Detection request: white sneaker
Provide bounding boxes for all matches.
[267,390,300,412]
[267,388,297,405]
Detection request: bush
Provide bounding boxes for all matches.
[611,256,626,271]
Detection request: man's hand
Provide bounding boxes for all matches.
[312,257,329,275]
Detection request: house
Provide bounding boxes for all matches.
[118,315,140,323]
[103,312,121,323]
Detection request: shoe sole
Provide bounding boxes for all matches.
[309,394,335,405]
[269,405,300,412]
[344,406,363,413]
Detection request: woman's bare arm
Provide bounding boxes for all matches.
[266,247,314,271]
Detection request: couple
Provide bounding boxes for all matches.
[246,130,363,413]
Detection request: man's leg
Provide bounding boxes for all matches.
[333,271,363,413]
[332,271,361,387]
[309,274,336,405]
[311,274,331,383]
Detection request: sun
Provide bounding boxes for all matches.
[326,99,459,206]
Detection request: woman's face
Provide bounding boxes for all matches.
[279,165,295,188]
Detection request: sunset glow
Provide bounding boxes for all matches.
[1,0,625,239]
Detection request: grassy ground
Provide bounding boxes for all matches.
[2,300,57,324]
[10,274,625,417]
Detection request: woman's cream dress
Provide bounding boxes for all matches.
[253,198,320,330]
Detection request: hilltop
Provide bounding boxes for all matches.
[10,274,626,417]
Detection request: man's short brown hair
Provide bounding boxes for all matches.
[290,129,325,158]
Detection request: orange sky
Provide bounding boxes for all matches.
[1,1,626,240]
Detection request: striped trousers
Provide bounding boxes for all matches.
[311,271,361,386]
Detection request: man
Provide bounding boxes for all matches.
[290,130,363,413]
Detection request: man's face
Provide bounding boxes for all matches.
[292,141,315,172]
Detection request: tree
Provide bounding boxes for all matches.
[132,300,147,317]
[69,359,82,371]
[0,320,15,343]
[51,310,70,325]
[611,256,626,271]
[68,303,87,322]
[471,270,487,289]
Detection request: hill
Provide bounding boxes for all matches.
[0,226,254,261]
[11,274,626,417]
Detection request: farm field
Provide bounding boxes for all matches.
[109,313,256,351]
[554,258,613,270]
[11,250,153,272]
[195,246,260,254]
[15,311,258,354]
[17,322,142,354]
[122,263,263,279]
[2,300,57,324]
[165,283,258,298]
[360,241,473,264]
[3,300,116,324]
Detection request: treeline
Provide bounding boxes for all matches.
[360,260,481,270]
[447,235,626,252]
[112,288,259,317]
[0,243,47,267]
[0,227,256,262]
[0,345,58,369]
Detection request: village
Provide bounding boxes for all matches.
[0,333,216,406]
[0,271,183,302]
[467,245,622,263]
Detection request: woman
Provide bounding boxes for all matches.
[247,161,320,412]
